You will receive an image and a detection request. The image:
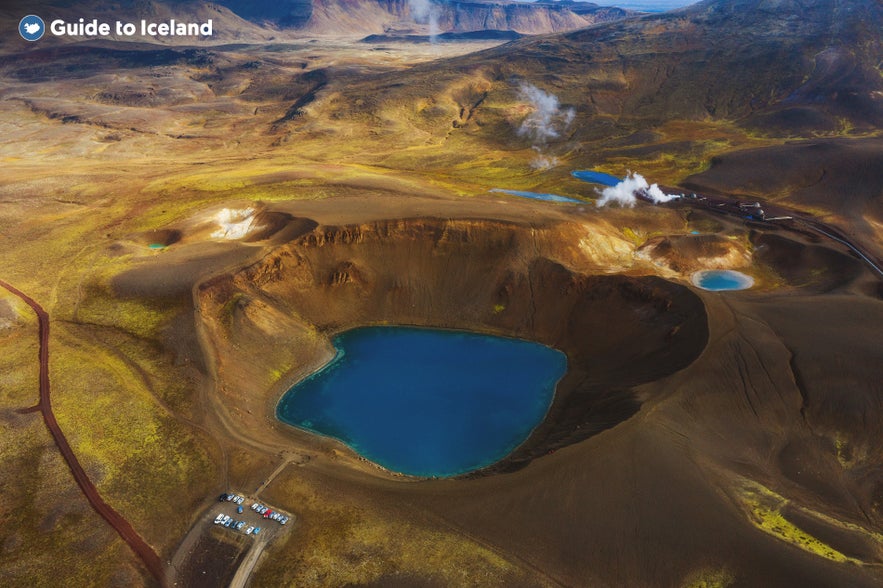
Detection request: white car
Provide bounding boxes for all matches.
[236,496,244,505]
[214,513,224,524]
[245,526,254,535]
[280,516,288,525]
[251,502,259,510]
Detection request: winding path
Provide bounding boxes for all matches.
[0,279,167,587]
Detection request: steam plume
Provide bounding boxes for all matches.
[516,83,575,169]
[409,0,440,39]
[530,149,559,170]
[595,172,681,207]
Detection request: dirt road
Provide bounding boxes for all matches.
[228,534,269,588]
[0,279,167,587]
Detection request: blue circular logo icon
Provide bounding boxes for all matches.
[19,15,46,42]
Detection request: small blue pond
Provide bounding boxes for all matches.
[490,188,583,204]
[277,326,567,477]
[571,170,623,187]
[692,270,755,291]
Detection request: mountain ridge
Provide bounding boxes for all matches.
[217,0,633,35]
[1,0,634,37]
[321,0,883,136]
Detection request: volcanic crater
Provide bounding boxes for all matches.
[196,214,709,475]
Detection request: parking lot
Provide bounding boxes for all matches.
[213,492,292,538]
[170,491,294,586]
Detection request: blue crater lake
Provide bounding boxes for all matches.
[277,326,567,477]
[692,270,755,291]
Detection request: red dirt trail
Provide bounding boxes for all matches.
[0,279,167,587]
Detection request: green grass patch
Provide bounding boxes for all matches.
[50,326,216,551]
[0,417,144,587]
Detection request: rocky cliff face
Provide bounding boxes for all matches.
[215,0,315,28]
[429,1,630,35]
[216,0,630,34]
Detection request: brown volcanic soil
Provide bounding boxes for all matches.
[683,137,883,246]
[637,233,752,274]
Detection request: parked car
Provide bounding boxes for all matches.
[236,496,245,505]
[224,519,233,528]
[253,527,261,535]
[251,503,259,510]
[226,494,235,502]
[245,526,254,535]
[219,494,228,502]
[236,521,246,530]
[237,506,243,514]
[214,513,224,524]
[280,516,288,525]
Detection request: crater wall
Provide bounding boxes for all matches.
[196,216,708,471]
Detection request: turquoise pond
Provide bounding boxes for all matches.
[692,270,755,291]
[571,170,623,187]
[277,327,567,477]
[489,188,583,204]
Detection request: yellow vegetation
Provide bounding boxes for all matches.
[622,227,644,245]
[681,567,735,588]
[734,478,864,564]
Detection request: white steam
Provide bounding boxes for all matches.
[409,0,441,39]
[530,149,559,170]
[516,83,575,169]
[517,83,575,143]
[595,172,682,207]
